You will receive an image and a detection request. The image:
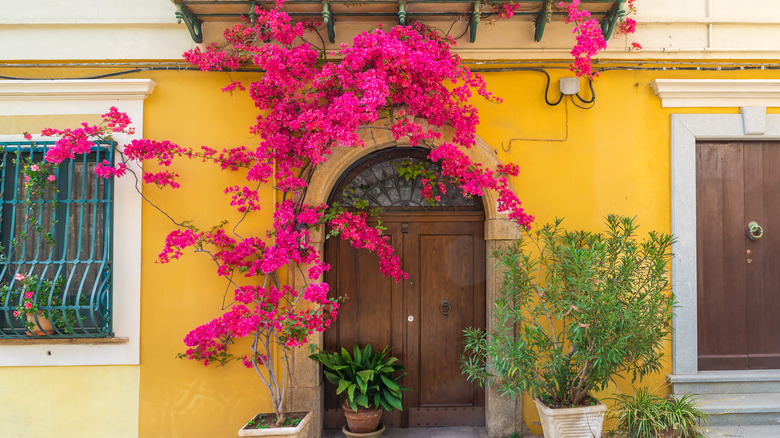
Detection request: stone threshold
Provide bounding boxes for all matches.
[669,370,780,383]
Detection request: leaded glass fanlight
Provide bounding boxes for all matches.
[330,148,482,212]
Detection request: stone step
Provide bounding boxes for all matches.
[694,393,780,426]
[706,425,780,437]
[670,370,780,394]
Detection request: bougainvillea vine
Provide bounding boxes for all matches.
[31,0,636,427]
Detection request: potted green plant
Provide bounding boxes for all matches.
[310,344,409,436]
[608,387,708,438]
[1,273,82,335]
[461,215,676,438]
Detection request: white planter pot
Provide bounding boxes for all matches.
[534,398,607,438]
[238,411,312,437]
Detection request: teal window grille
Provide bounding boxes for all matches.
[0,140,114,338]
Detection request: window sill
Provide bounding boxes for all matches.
[0,337,129,346]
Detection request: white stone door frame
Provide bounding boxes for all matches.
[656,79,780,375]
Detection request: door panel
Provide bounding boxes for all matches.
[745,143,780,368]
[323,222,404,426]
[697,141,780,370]
[413,225,485,409]
[323,212,485,427]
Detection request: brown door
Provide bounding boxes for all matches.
[323,211,486,427]
[697,141,780,370]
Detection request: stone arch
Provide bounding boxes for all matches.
[288,120,524,438]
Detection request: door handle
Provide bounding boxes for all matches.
[439,299,452,316]
[747,221,764,241]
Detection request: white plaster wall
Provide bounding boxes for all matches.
[0,0,195,60]
[1,0,780,62]
[1,0,176,22]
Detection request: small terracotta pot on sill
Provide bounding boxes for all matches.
[26,311,55,336]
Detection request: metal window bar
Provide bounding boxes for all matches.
[0,141,114,338]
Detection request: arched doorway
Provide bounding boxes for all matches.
[287,123,524,438]
[323,147,486,428]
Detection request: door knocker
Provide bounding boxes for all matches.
[747,221,764,241]
[439,299,452,316]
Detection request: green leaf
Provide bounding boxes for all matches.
[355,393,369,408]
[380,375,400,391]
[337,379,351,395]
[383,390,403,411]
[354,345,363,364]
[357,369,374,383]
[323,371,341,386]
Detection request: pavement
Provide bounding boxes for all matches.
[324,425,774,438]
[322,426,493,438]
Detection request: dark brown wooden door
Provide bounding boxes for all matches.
[697,141,780,370]
[323,211,485,427]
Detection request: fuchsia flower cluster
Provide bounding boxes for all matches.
[560,0,608,79]
[561,0,640,77]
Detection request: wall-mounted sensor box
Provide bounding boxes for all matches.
[559,77,580,95]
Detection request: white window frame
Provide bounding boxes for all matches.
[0,79,154,366]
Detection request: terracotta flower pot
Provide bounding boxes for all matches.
[342,403,382,434]
[26,311,55,336]
[534,398,607,438]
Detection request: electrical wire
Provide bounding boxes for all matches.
[574,78,594,104]
[570,94,595,110]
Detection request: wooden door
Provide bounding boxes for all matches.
[697,141,780,370]
[323,211,485,427]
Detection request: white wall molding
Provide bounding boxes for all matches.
[652,79,780,108]
[0,79,155,366]
[0,79,156,101]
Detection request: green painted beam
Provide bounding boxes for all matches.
[469,0,480,43]
[175,4,203,44]
[322,2,335,43]
[600,0,626,40]
[534,0,553,42]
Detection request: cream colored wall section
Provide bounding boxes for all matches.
[199,0,780,61]
[633,0,780,57]
[0,366,139,438]
[3,0,779,61]
[0,0,195,60]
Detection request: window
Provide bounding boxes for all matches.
[0,78,152,366]
[0,140,115,337]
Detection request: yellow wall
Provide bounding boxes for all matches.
[0,366,139,438]
[138,71,278,438]
[2,63,779,437]
[473,66,776,433]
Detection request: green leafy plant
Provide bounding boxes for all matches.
[246,414,302,430]
[608,388,708,438]
[309,344,409,412]
[461,215,676,407]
